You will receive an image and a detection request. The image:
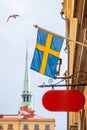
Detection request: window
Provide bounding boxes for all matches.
[0,124,3,129]
[45,124,50,130]
[84,1,87,18]
[70,123,78,130]
[8,124,13,130]
[73,0,78,17]
[27,96,29,102]
[70,126,78,130]
[86,30,87,40]
[24,97,25,102]
[23,124,28,130]
[34,124,39,130]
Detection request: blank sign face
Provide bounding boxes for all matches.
[42,90,85,112]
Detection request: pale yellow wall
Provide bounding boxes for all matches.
[62,0,87,129]
[84,87,87,113]
[0,120,55,130]
[63,0,78,79]
[61,0,74,19]
[68,16,79,130]
[62,0,79,128]
[0,121,20,130]
[68,18,78,77]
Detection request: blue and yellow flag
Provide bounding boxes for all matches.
[30,29,64,78]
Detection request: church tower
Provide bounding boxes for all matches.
[0,45,55,130]
[20,45,34,117]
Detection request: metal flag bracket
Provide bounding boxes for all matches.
[38,71,87,89]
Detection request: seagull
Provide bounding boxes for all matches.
[7,14,20,22]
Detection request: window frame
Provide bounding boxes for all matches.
[0,124,3,129]
[8,124,13,129]
[34,124,39,130]
[45,124,50,130]
[23,124,28,130]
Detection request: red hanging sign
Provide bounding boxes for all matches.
[42,90,85,112]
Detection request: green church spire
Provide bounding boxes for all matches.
[21,45,34,111]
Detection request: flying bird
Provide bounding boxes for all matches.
[7,14,20,22]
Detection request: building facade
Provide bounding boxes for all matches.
[61,0,87,130]
[0,115,55,130]
[0,47,55,130]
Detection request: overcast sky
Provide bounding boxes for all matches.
[0,0,67,130]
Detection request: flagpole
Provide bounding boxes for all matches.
[33,24,87,48]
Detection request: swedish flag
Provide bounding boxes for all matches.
[30,29,64,78]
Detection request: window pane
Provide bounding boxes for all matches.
[23,124,28,129]
[45,124,50,129]
[8,124,13,129]
[0,124,3,129]
[34,124,39,129]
